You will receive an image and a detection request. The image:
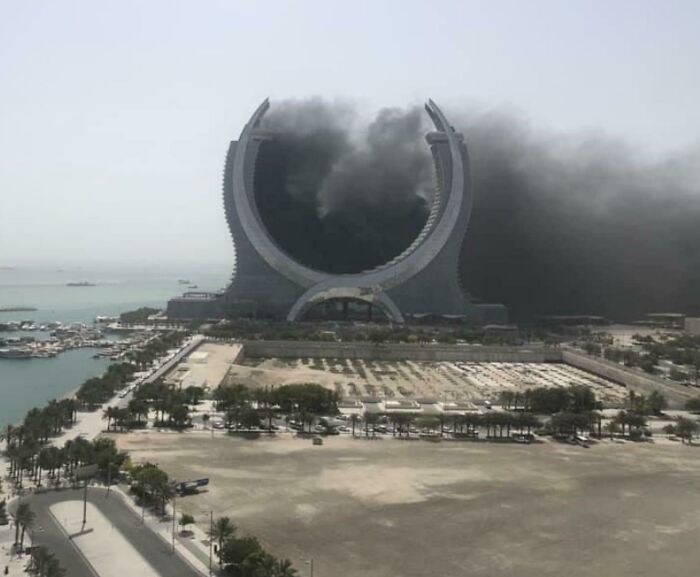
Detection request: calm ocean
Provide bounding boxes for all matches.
[0,264,229,428]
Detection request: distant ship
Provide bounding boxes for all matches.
[66,281,96,287]
[0,306,37,312]
[178,279,191,284]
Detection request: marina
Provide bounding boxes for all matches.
[0,321,174,361]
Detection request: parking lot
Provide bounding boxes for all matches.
[225,355,629,406]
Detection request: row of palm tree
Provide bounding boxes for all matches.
[349,410,541,439]
[123,331,187,371]
[105,378,197,430]
[74,362,136,409]
[3,397,80,488]
[6,432,127,490]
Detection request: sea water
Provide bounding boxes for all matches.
[0,264,229,428]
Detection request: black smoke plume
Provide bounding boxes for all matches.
[253,99,700,321]
[255,99,432,274]
[460,111,700,320]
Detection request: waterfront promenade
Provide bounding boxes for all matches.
[0,335,204,576]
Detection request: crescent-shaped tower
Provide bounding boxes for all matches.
[167,99,507,324]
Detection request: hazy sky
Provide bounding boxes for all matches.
[1,0,699,268]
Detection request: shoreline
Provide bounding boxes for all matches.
[1,333,194,493]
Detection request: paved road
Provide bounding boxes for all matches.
[143,337,204,385]
[17,488,202,577]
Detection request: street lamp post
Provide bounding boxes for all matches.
[171,492,176,553]
[208,510,213,576]
[300,556,314,577]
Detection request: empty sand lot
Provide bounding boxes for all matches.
[114,432,700,577]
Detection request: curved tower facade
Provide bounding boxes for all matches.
[167,99,507,324]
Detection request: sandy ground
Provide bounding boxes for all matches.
[114,431,700,577]
[222,352,628,405]
[168,342,242,390]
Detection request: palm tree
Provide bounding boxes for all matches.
[604,420,619,440]
[350,414,359,437]
[208,516,236,567]
[103,406,118,431]
[15,501,35,552]
[29,546,66,576]
[37,447,54,487]
[275,558,298,577]
[179,513,195,534]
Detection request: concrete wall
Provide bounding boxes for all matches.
[241,340,562,363]
[561,348,695,408]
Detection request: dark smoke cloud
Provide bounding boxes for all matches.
[256,99,431,273]
[253,99,700,320]
[459,110,700,320]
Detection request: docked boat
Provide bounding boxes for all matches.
[0,348,32,359]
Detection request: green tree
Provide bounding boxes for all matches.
[684,397,700,412]
[238,407,261,430]
[662,424,676,437]
[209,516,237,567]
[0,499,8,526]
[179,513,195,533]
[220,536,262,571]
[275,558,298,577]
[604,420,620,439]
[15,501,35,551]
[28,546,66,577]
[131,462,170,513]
[676,417,698,444]
[647,390,667,416]
[350,414,360,437]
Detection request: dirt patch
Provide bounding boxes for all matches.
[113,431,700,577]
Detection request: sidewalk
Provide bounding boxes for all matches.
[51,500,158,577]
[108,486,213,576]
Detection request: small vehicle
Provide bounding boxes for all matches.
[574,435,590,448]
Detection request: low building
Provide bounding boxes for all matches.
[685,317,700,335]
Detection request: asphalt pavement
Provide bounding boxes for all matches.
[17,488,202,577]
